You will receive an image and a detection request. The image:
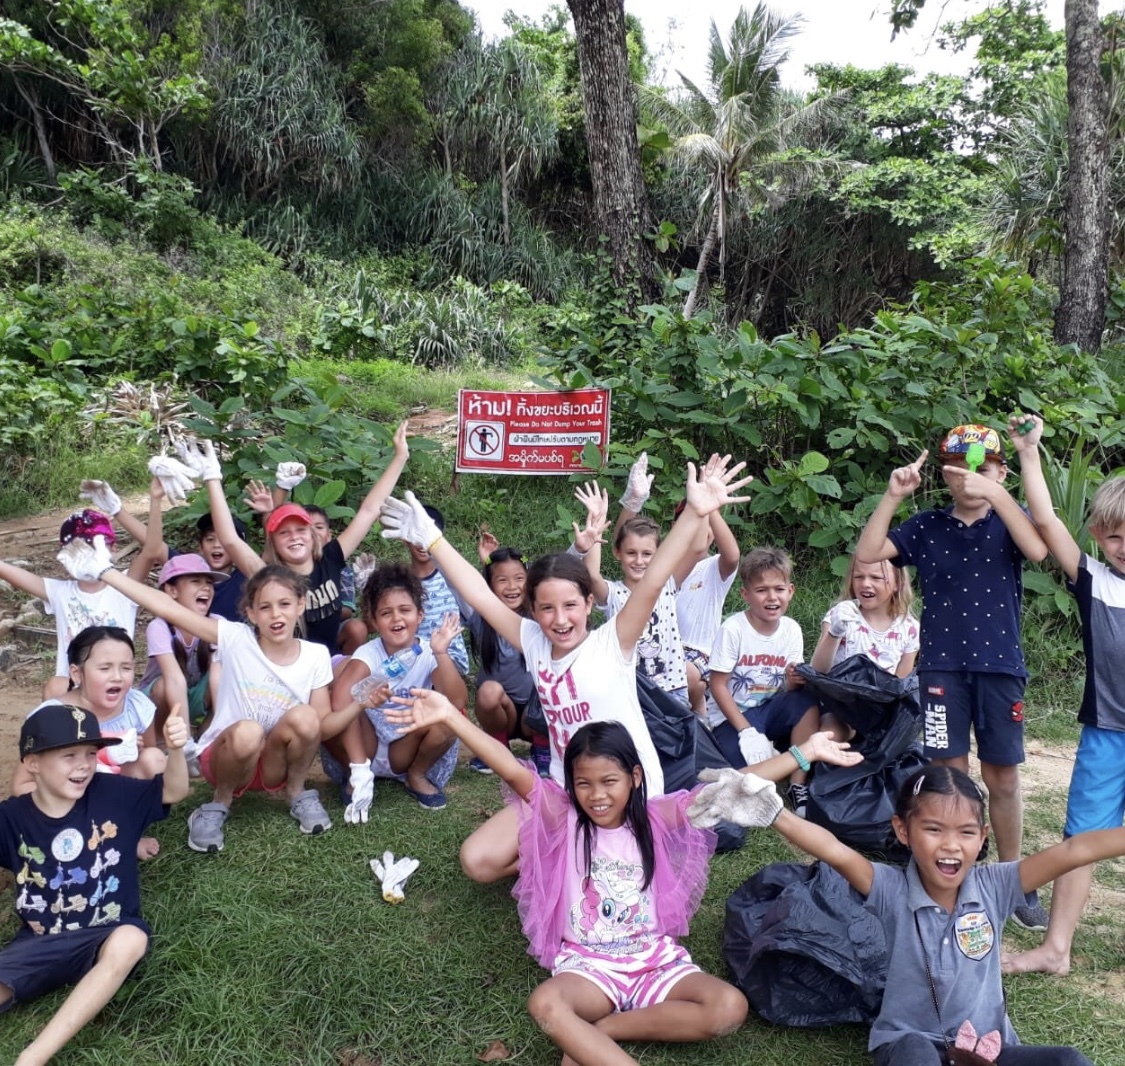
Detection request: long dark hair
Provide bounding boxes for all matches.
[67,626,134,691]
[475,546,529,674]
[161,576,214,677]
[564,722,655,891]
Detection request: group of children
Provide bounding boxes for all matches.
[3,415,1125,1066]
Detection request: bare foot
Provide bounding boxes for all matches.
[137,836,161,862]
[1001,945,1070,976]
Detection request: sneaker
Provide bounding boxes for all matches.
[530,743,552,778]
[469,756,494,775]
[289,789,332,835]
[787,783,810,819]
[187,802,230,853]
[1011,892,1050,931]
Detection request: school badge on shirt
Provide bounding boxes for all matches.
[955,910,994,960]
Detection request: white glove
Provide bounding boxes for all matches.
[370,850,420,904]
[379,491,442,551]
[57,535,115,582]
[102,728,139,766]
[275,462,307,491]
[345,762,376,825]
[826,599,865,639]
[147,454,198,505]
[79,480,121,516]
[351,552,378,593]
[738,724,777,766]
[175,438,222,482]
[619,451,654,512]
[687,768,784,829]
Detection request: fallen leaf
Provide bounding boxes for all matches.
[475,1040,511,1062]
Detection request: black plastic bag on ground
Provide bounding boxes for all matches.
[723,860,887,1028]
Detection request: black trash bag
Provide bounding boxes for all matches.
[723,860,887,1028]
[796,655,920,748]
[636,673,696,791]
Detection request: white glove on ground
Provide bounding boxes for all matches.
[102,728,139,766]
[175,438,222,482]
[687,768,784,829]
[275,462,307,491]
[345,762,376,825]
[826,599,865,638]
[147,454,198,505]
[738,724,777,766]
[79,480,122,517]
[370,850,419,904]
[379,491,442,551]
[57,536,115,582]
[619,452,654,512]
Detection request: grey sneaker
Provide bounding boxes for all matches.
[187,802,230,853]
[290,789,332,835]
[1011,892,1050,931]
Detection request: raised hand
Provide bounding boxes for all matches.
[620,451,654,512]
[683,454,753,518]
[478,527,500,564]
[382,688,456,734]
[429,612,461,657]
[147,454,198,505]
[572,481,610,554]
[379,491,442,550]
[243,478,274,514]
[1007,412,1043,453]
[57,535,114,582]
[351,552,378,592]
[176,438,222,482]
[79,480,122,517]
[391,420,410,461]
[887,450,927,500]
[801,730,863,768]
[687,768,783,829]
[275,462,307,491]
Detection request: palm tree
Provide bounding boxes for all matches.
[643,2,844,318]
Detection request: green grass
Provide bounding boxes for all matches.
[2,762,1124,1066]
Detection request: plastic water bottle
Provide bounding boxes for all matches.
[351,642,422,705]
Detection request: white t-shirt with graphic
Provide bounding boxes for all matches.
[824,603,920,674]
[676,555,737,655]
[42,579,139,677]
[520,618,664,796]
[705,613,804,728]
[600,578,687,693]
[198,619,332,751]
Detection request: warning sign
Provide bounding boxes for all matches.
[455,388,611,475]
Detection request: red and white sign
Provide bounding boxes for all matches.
[455,388,611,475]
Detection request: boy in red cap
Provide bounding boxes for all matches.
[0,703,189,1065]
[856,424,1051,930]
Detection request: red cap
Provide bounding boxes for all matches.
[265,503,313,536]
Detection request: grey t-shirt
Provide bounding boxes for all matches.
[866,859,1024,1051]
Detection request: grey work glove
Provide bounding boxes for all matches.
[687,768,783,829]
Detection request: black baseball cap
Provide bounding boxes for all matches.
[20,703,121,759]
[196,512,249,542]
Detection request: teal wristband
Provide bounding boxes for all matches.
[789,745,811,773]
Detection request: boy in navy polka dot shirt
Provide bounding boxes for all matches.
[856,424,1050,928]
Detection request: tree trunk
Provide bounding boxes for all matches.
[13,77,57,184]
[565,0,657,303]
[684,204,720,319]
[1055,0,1109,352]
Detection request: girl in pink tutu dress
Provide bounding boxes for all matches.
[384,689,748,1066]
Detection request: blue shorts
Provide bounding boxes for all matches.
[1064,725,1125,837]
[0,923,147,1010]
[920,671,1026,766]
[711,689,816,768]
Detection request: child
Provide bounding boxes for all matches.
[0,509,158,699]
[185,426,408,654]
[0,702,190,1066]
[461,532,550,777]
[1002,414,1125,977]
[385,691,749,1066]
[56,539,335,854]
[676,510,741,717]
[856,425,1050,929]
[706,547,819,814]
[10,628,167,799]
[379,455,752,883]
[136,554,224,738]
[324,563,466,814]
[304,504,366,655]
[401,500,470,676]
[579,483,695,706]
[693,764,1115,1065]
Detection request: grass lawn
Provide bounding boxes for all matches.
[2,726,1125,1066]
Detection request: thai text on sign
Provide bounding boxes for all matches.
[455,388,611,475]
